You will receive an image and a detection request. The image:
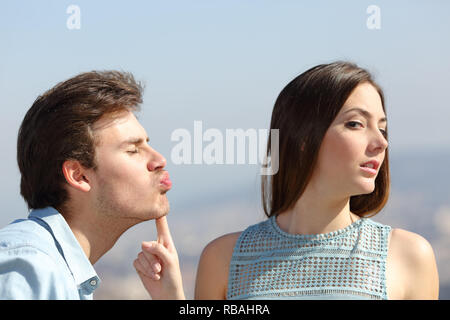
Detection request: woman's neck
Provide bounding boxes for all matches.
[276,193,360,236]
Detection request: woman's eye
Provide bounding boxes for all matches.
[346,121,363,128]
[347,121,388,139]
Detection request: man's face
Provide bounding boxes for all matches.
[88,110,171,224]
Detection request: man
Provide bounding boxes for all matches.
[0,71,184,299]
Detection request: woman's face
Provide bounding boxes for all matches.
[311,82,388,198]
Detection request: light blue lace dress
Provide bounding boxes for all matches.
[227,215,391,300]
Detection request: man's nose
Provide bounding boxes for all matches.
[147,149,167,171]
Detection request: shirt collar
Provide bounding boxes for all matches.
[28,207,100,294]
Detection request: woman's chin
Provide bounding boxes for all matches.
[350,180,376,195]
[358,184,376,195]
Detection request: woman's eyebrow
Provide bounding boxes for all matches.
[343,107,387,123]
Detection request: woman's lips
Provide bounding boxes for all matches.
[360,166,377,175]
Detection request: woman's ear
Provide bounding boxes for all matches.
[62,160,91,192]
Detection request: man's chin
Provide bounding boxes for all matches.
[155,206,169,220]
[148,202,170,221]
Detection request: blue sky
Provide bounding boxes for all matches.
[1,1,449,225]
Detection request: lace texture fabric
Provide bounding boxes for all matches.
[227,215,391,300]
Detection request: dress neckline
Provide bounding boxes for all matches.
[269,214,364,241]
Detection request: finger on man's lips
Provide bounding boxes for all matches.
[155,216,173,244]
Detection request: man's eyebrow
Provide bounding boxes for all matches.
[120,137,149,146]
[343,107,387,123]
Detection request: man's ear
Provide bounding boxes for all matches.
[62,160,91,193]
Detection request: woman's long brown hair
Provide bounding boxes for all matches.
[262,61,390,218]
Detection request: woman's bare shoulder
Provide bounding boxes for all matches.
[195,232,242,299]
[198,232,243,271]
[203,232,242,254]
[388,228,439,299]
[389,228,434,259]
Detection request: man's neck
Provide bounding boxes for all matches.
[61,207,131,265]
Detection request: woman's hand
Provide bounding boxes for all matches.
[133,216,185,300]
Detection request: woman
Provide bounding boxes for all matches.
[194,61,439,299]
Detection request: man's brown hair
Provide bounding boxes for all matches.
[17,71,143,210]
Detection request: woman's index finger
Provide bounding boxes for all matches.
[155,216,173,246]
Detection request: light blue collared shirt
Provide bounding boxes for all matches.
[0,207,100,299]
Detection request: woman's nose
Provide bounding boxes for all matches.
[371,129,388,152]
